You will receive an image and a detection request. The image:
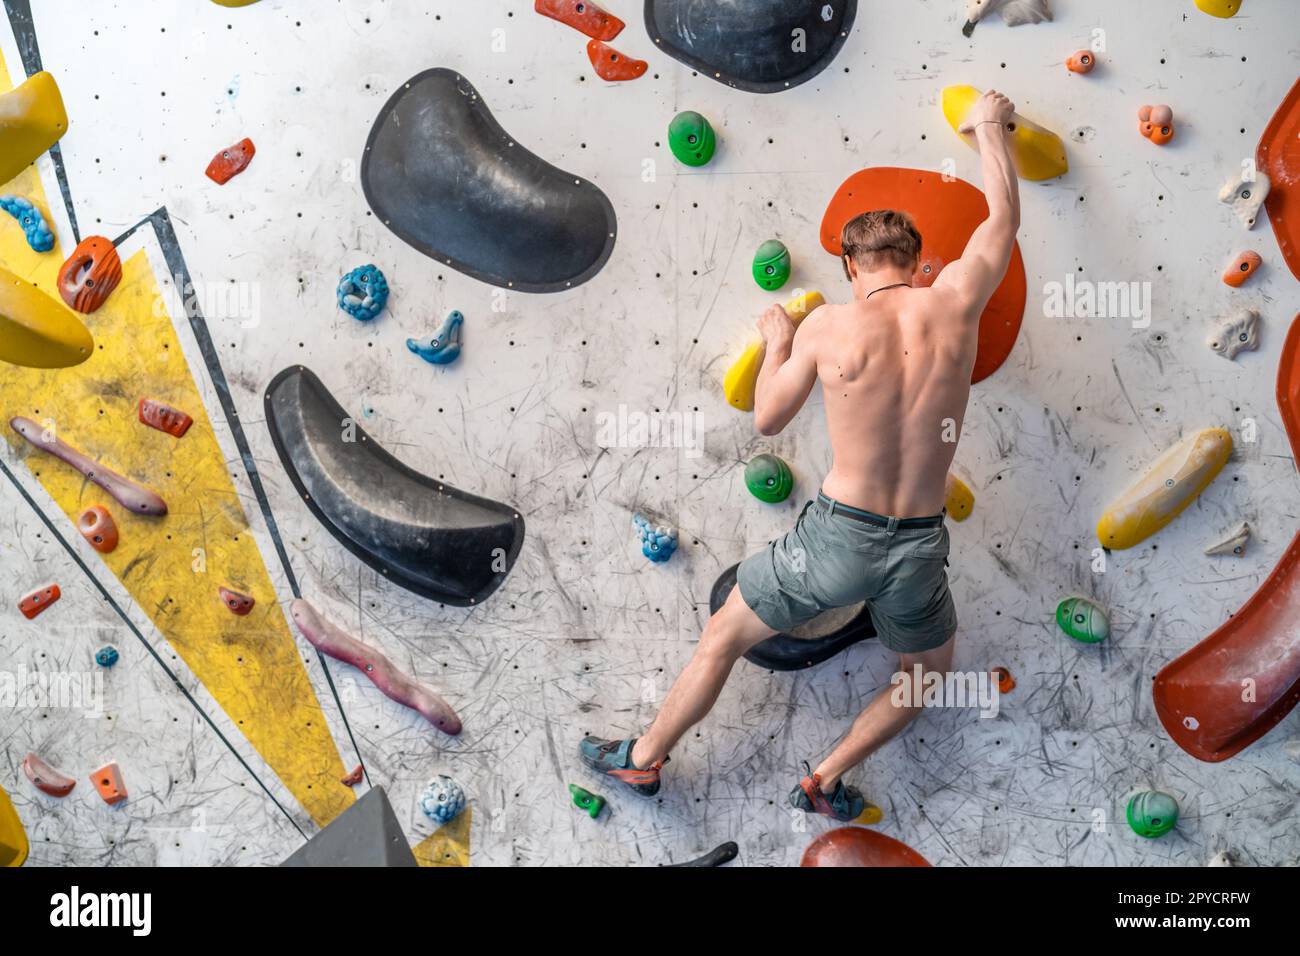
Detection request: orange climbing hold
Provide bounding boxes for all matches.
[218,586,255,616]
[22,752,76,797]
[1138,105,1175,145]
[205,137,255,185]
[993,666,1015,693]
[57,236,123,314]
[341,765,364,786]
[1223,250,1262,288]
[137,397,193,438]
[18,583,59,620]
[77,505,119,553]
[1066,50,1096,74]
[586,40,647,82]
[534,0,623,41]
[89,762,127,805]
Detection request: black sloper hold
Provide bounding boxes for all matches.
[644,0,858,94]
[265,366,525,606]
[361,69,617,293]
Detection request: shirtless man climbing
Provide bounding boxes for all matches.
[581,91,1021,821]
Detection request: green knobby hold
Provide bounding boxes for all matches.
[1126,790,1178,838]
[752,239,791,291]
[745,453,794,503]
[1055,596,1110,643]
[569,783,606,820]
[668,110,716,167]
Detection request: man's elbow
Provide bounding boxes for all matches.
[753,408,784,436]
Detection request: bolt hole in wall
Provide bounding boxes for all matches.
[0,0,1298,870]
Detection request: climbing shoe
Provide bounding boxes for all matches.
[578,736,667,797]
[789,762,882,824]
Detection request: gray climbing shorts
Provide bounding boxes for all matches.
[736,492,958,654]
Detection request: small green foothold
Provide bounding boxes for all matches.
[752,239,791,291]
[1055,596,1110,643]
[745,453,794,503]
[668,110,716,167]
[569,783,606,820]
[1126,790,1179,838]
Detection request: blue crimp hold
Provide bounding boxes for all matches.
[407,310,464,365]
[634,513,678,563]
[95,645,120,668]
[336,264,389,321]
[0,194,55,252]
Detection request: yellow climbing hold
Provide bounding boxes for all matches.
[1096,428,1233,551]
[0,782,28,867]
[945,473,975,522]
[853,802,884,826]
[0,71,67,187]
[0,266,93,368]
[1195,0,1241,18]
[941,85,1068,182]
[724,291,825,412]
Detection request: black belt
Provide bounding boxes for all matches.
[817,492,945,529]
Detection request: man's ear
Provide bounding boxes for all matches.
[842,255,855,282]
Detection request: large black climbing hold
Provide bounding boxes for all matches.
[665,841,740,867]
[361,69,618,292]
[644,0,858,94]
[710,563,875,671]
[265,366,525,606]
[281,787,418,868]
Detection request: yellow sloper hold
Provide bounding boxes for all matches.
[944,473,974,522]
[1195,0,1241,18]
[723,291,825,411]
[411,807,472,867]
[0,781,28,867]
[1096,429,1233,551]
[0,71,67,187]
[941,85,1068,182]
[0,266,93,368]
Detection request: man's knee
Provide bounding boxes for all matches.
[699,595,770,660]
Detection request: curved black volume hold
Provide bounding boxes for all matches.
[265,366,525,606]
[664,841,740,867]
[645,0,857,94]
[361,69,618,293]
[710,563,875,671]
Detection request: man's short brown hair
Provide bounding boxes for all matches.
[840,210,922,279]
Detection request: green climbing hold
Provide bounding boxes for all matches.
[668,110,716,167]
[1055,596,1110,644]
[569,783,606,820]
[752,239,791,291]
[745,453,794,504]
[1126,790,1179,838]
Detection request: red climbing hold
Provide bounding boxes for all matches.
[89,761,127,805]
[22,753,76,797]
[77,505,119,554]
[205,137,256,185]
[534,0,623,41]
[586,40,647,82]
[218,586,255,616]
[57,236,123,314]
[18,583,60,620]
[340,765,364,786]
[138,397,194,438]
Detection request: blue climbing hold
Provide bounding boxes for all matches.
[336,264,389,322]
[634,513,678,563]
[0,195,55,252]
[419,774,466,825]
[407,310,464,365]
[94,645,119,668]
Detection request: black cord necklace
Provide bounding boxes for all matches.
[864,282,912,301]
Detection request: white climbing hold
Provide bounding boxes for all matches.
[1207,308,1260,360]
[1218,169,1271,230]
[1205,521,1251,557]
[963,0,1053,35]
[1206,850,1236,867]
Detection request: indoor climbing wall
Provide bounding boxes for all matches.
[1,0,1298,867]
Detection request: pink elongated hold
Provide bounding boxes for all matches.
[290,598,462,736]
[22,752,76,797]
[9,417,167,516]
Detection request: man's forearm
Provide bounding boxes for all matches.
[754,335,793,409]
[974,123,1020,227]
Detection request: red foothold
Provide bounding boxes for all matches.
[1223,250,1262,287]
[22,753,76,797]
[205,137,256,185]
[1066,50,1096,74]
[18,583,60,620]
[57,236,123,314]
[138,397,194,438]
[340,764,364,786]
[534,0,624,41]
[586,39,648,82]
[219,586,255,616]
[89,761,128,805]
[78,505,119,554]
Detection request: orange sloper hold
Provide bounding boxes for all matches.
[1222,250,1262,287]
[586,40,647,82]
[77,505,119,553]
[1138,105,1175,145]
[89,761,127,805]
[1066,51,1096,74]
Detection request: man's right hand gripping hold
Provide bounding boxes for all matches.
[581,91,1022,822]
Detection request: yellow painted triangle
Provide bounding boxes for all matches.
[0,47,352,827]
[411,807,472,867]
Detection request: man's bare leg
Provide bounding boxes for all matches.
[630,586,777,769]
[812,635,956,790]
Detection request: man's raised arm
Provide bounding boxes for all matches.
[934,90,1022,311]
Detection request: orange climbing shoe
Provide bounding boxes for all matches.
[789,763,882,824]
